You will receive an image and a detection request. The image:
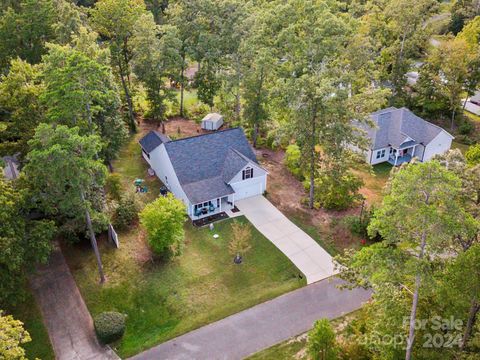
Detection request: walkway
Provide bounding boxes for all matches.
[130,277,371,360]
[236,196,336,283]
[30,243,119,360]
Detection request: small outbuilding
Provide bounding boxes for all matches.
[201,113,224,131]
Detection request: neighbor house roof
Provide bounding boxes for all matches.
[139,131,171,153]
[359,107,453,150]
[164,128,260,204]
[202,113,223,123]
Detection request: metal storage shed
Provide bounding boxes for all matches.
[201,113,224,131]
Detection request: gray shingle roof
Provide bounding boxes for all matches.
[182,176,235,204]
[139,131,171,153]
[360,107,453,150]
[164,127,259,203]
[222,148,249,183]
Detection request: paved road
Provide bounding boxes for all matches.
[30,243,119,360]
[236,196,336,283]
[130,278,371,360]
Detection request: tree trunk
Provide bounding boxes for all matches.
[80,190,105,284]
[450,108,456,131]
[117,58,136,133]
[180,54,186,117]
[161,121,166,134]
[253,123,258,148]
[234,56,242,121]
[405,231,427,360]
[309,108,317,209]
[460,300,480,351]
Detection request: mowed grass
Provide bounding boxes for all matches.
[64,130,305,358]
[354,162,392,205]
[64,217,305,358]
[9,291,54,360]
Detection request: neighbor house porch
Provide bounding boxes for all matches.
[387,144,417,166]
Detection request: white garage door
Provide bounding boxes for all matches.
[234,182,262,200]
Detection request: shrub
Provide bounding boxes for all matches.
[94,311,126,344]
[458,121,474,135]
[114,193,139,230]
[139,193,186,257]
[308,318,338,360]
[465,143,480,166]
[313,172,363,210]
[106,174,122,201]
[285,144,303,180]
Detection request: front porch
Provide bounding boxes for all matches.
[191,196,233,221]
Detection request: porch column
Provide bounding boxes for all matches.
[411,145,417,159]
[394,152,399,166]
[219,198,222,212]
[232,193,235,208]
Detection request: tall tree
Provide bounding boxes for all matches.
[90,0,146,132]
[428,37,478,129]
[131,13,181,132]
[41,42,127,166]
[0,176,55,306]
[367,161,471,360]
[0,0,83,72]
[24,124,108,283]
[0,311,32,359]
[440,244,480,351]
[0,59,44,158]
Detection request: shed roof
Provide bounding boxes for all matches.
[202,113,223,123]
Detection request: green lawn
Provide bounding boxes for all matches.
[452,140,470,154]
[64,217,305,357]
[64,130,305,358]
[9,291,54,360]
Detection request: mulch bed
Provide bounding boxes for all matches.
[231,206,240,213]
[192,212,229,227]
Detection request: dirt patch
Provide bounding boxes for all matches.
[142,117,230,140]
[256,148,365,252]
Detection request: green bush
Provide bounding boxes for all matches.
[458,121,474,135]
[94,311,126,344]
[285,144,304,180]
[465,143,480,165]
[313,172,363,210]
[106,173,122,201]
[114,193,139,230]
[139,193,186,257]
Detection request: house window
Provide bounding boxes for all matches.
[376,150,386,159]
[242,167,253,180]
[389,148,393,154]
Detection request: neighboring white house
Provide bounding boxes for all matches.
[463,90,480,116]
[357,107,454,166]
[201,113,224,130]
[139,127,267,220]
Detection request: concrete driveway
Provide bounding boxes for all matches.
[236,196,337,284]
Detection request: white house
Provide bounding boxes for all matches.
[201,113,224,131]
[139,128,267,219]
[358,107,454,166]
